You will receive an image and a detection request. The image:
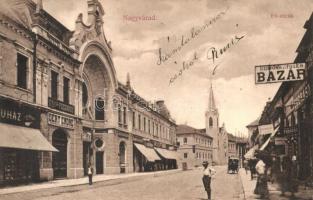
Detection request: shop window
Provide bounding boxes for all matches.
[95,97,104,120]
[184,153,188,158]
[51,70,58,99]
[17,53,28,89]
[63,77,70,104]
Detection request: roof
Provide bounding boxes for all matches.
[176,125,212,139]
[208,84,218,112]
[246,117,260,128]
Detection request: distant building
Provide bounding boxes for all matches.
[176,125,213,169]
[246,118,259,147]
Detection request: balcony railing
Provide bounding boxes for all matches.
[283,126,298,136]
[48,97,75,114]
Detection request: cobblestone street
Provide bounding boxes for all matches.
[1,166,243,200]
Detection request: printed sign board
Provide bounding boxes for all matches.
[255,63,306,84]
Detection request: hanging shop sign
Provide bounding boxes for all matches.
[288,83,310,111]
[258,124,274,135]
[255,63,306,84]
[48,112,74,129]
[0,97,40,128]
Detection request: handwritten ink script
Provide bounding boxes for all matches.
[169,52,199,85]
[157,8,229,66]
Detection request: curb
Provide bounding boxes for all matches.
[0,169,183,195]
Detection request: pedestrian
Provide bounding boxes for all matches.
[243,159,249,175]
[88,163,93,185]
[254,151,271,199]
[202,161,216,200]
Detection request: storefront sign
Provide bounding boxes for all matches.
[48,97,75,114]
[0,97,40,128]
[48,112,74,129]
[258,124,274,135]
[255,63,306,84]
[288,83,310,111]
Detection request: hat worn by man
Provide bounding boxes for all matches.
[202,161,209,165]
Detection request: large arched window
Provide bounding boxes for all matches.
[209,117,213,127]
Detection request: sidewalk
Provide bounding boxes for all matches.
[0,169,182,195]
[239,168,313,200]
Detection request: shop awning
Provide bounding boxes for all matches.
[260,126,279,151]
[0,123,58,152]
[244,145,258,159]
[155,148,178,160]
[134,143,161,162]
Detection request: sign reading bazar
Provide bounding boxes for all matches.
[255,63,306,84]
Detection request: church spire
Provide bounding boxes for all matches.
[208,83,217,112]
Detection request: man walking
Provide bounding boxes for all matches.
[202,161,216,200]
[88,163,93,185]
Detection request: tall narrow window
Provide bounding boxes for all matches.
[152,122,155,135]
[209,117,213,127]
[123,107,127,126]
[118,104,122,125]
[132,111,136,128]
[143,117,146,132]
[17,53,27,89]
[138,114,141,130]
[82,82,88,106]
[51,71,58,99]
[63,77,70,104]
[148,120,150,134]
[95,97,104,120]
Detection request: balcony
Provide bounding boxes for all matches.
[48,97,75,115]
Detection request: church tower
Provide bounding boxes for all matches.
[205,83,219,164]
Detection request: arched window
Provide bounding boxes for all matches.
[291,113,296,126]
[209,117,213,127]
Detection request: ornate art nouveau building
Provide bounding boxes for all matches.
[0,0,177,186]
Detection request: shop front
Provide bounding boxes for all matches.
[0,97,57,186]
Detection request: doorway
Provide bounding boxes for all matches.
[52,129,68,179]
[95,151,104,174]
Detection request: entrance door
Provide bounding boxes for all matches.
[83,142,91,176]
[52,129,68,179]
[96,151,104,174]
[119,142,126,173]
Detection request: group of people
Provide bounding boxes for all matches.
[244,151,299,199]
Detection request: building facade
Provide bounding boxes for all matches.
[249,12,313,182]
[0,0,177,186]
[176,125,213,169]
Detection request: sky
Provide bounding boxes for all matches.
[42,0,313,136]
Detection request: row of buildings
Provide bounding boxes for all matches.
[246,12,313,182]
[176,85,248,169]
[0,0,248,187]
[0,0,177,186]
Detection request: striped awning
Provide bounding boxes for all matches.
[134,143,161,162]
[155,148,178,160]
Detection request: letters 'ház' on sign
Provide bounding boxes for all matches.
[255,63,306,84]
